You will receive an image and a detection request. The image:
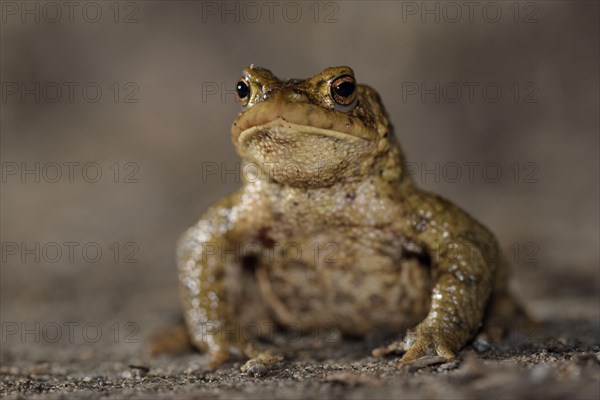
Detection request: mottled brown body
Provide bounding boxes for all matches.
[177,66,517,367]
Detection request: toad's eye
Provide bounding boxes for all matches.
[236,79,250,106]
[330,75,357,110]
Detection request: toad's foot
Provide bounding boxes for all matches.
[399,325,458,362]
[241,351,284,377]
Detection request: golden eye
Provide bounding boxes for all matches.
[330,75,357,106]
[236,78,250,106]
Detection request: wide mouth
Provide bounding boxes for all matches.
[232,101,375,143]
[238,118,369,145]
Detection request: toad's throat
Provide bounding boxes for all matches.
[238,118,369,145]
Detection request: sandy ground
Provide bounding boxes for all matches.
[1,322,599,400]
[1,264,599,399]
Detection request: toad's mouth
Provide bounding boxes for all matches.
[238,119,368,145]
[232,101,375,143]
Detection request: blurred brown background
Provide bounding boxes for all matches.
[1,1,598,366]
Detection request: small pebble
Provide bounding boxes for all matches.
[128,365,150,377]
[246,363,267,377]
[473,337,491,353]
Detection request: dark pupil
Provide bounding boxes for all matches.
[334,81,355,97]
[236,81,249,99]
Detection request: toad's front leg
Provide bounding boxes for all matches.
[400,194,497,362]
[401,237,495,361]
[177,191,270,368]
